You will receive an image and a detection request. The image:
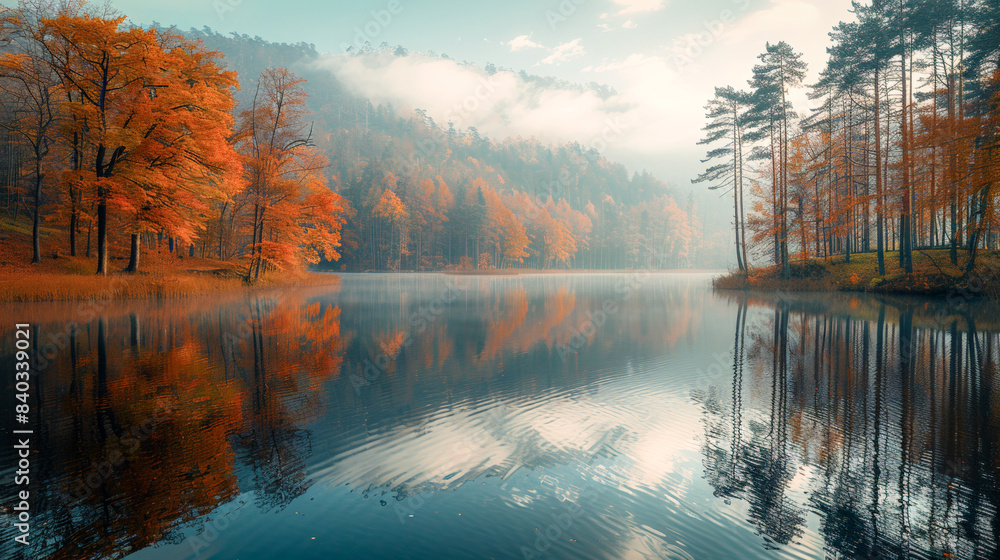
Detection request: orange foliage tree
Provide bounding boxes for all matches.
[234,67,347,280]
[32,10,244,274]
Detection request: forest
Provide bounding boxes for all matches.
[0,0,722,279]
[696,0,1000,281]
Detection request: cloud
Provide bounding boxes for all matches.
[611,0,667,15]
[310,0,855,186]
[503,36,587,66]
[503,34,545,52]
[622,20,638,29]
[540,38,586,65]
[309,47,715,182]
[311,51,657,159]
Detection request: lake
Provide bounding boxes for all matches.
[1,273,998,560]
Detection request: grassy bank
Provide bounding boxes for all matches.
[714,249,1000,298]
[0,268,340,303]
[0,221,337,302]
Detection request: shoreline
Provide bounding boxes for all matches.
[439,268,724,276]
[0,269,340,303]
[712,249,1000,300]
[0,267,724,302]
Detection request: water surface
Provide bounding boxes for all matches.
[1,273,998,560]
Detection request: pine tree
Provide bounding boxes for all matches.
[747,42,808,280]
[694,86,752,272]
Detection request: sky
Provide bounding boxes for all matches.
[109,0,858,198]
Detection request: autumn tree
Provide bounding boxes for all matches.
[0,0,78,263]
[119,32,244,272]
[40,13,163,274]
[234,67,346,280]
[372,184,407,270]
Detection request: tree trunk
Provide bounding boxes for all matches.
[898,9,913,274]
[125,233,140,272]
[965,183,992,276]
[69,185,77,257]
[31,169,41,264]
[876,63,886,276]
[96,198,108,275]
[733,114,745,273]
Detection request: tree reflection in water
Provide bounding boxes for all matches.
[1,289,344,560]
[701,292,1000,560]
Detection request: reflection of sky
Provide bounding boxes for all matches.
[121,274,840,560]
[133,361,777,560]
[310,360,706,493]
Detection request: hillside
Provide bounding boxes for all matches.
[182,29,729,271]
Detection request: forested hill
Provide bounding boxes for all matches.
[180,28,727,271]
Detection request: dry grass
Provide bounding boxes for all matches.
[0,217,338,302]
[0,271,239,302]
[0,268,340,303]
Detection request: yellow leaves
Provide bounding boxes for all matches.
[499,210,530,263]
[538,208,577,266]
[434,176,454,216]
[374,188,408,223]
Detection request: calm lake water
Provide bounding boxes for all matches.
[1,273,999,560]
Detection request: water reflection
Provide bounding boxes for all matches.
[0,275,997,560]
[1,290,345,560]
[702,292,1000,560]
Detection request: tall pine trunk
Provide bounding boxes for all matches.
[875,63,885,276]
[898,3,913,274]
